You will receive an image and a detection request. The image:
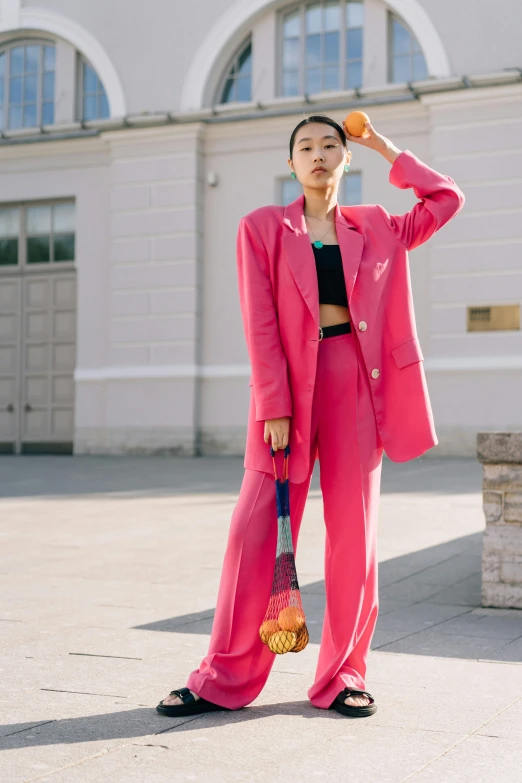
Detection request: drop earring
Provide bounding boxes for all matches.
[290,171,297,179]
[344,164,350,173]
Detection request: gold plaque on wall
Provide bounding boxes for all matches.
[467,305,520,332]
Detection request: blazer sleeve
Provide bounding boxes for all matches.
[236,214,292,422]
[377,149,465,250]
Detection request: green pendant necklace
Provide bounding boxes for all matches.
[305,215,334,249]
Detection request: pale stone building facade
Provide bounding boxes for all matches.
[0,0,520,457]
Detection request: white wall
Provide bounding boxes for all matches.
[75,124,205,454]
[422,84,522,454]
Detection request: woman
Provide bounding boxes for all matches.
[157,114,465,718]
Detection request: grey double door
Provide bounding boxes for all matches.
[0,270,76,454]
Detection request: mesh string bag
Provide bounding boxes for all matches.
[259,444,309,654]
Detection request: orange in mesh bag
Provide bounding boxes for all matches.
[258,445,309,654]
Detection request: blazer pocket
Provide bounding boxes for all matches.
[391,338,424,369]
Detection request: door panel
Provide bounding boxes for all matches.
[0,278,20,449]
[54,343,75,371]
[19,272,76,450]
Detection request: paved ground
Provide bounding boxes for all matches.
[1,454,521,783]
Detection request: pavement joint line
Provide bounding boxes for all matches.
[1,720,56,738]
[40,688,129,698]
[0,618,24,622]
[21,743,127,783]
[398,693,522,783]
[154,715,206,733]
[499,632,522,647]
[133,742,169,749]
[374,650,522,666]
[380,553,480,589]
[141,613,215,632]
[477,658,522,665]
[68,652,143,660]
[371,608,474,650]
[389,585,479,606]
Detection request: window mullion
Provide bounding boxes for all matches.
[340,0,346,89]
[6,48,10,129]
[38,44,42,127]
[300,5,305,95]
[320,0,326,92]
[20,206,26,268]
[50,208,54,264]
[78,57,83,120]
[387,11,391,82]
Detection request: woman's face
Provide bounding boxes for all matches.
[288,122,351,190]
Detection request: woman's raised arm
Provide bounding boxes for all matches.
[344,119,465,250]
[379,150,465,250]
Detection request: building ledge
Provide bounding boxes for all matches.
[1,69,521,146]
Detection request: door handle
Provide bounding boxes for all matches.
[24,403,32,412]
[6,403,14,413]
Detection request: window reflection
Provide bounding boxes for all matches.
[81,60,110,120]
[390,16,428,82]
[281,2,363,97]
[0,43,55,130]
[220,40,252,103]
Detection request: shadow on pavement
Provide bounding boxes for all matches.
[0,454,481,498]
[0,701,336,750]
[135,531,522,663]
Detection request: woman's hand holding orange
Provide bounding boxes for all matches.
[264,417,290,451]
[343,117,403,165]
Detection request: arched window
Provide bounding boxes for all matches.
[0,42,55,130]
[280,1,363,97]
[389,15,428,83]
[80,58,110,120]
[219,39,252,103]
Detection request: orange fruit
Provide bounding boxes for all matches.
[259,619,280,644]
[344,110,370,137]
[267,630,297,654]
[278,606,306,632]
[290,624,309,653]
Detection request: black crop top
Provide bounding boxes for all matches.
[312,243,348,308]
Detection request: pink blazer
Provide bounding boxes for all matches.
[236,150,465,483]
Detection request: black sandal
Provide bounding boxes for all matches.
[329,688,377,718]
[156,687,229,717]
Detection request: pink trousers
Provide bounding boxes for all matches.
[187,330,384,709]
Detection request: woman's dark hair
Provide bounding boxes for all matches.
[289,114,348,159]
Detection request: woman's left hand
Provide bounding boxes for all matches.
[343,119,402,165]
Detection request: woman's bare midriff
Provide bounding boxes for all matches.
[319,302,351,328]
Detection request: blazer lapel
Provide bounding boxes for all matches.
[282,195,319,327]
[336,204,365,307]
[282,194,364,328]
